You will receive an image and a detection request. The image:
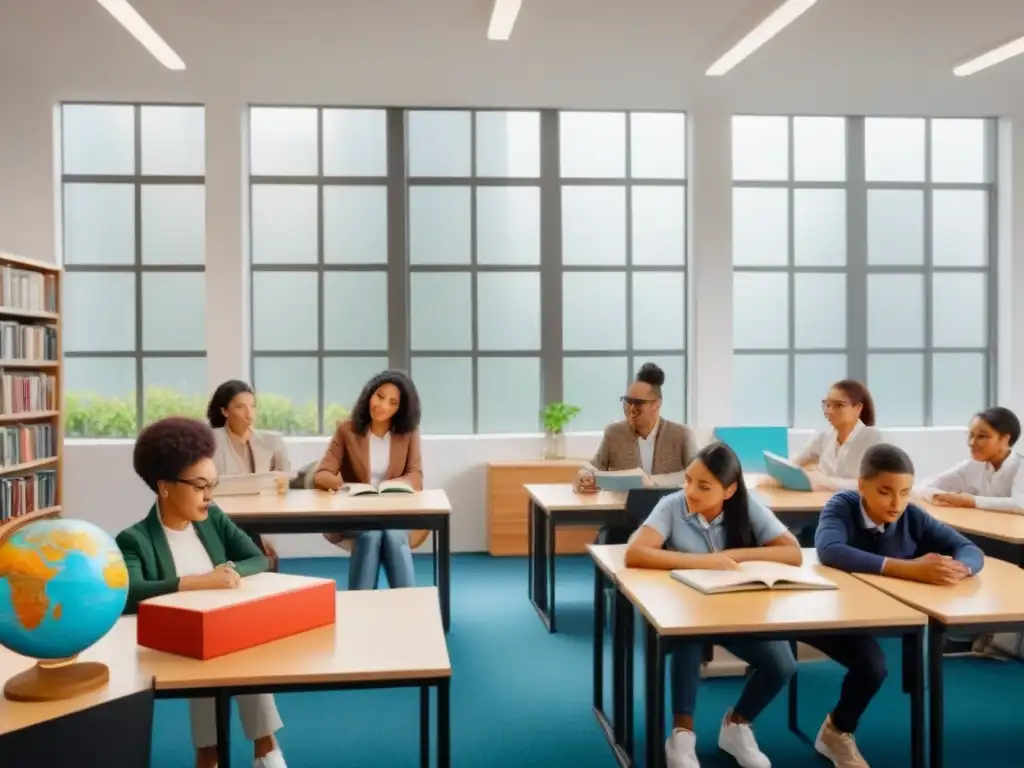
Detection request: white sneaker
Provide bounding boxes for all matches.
[665,727,700,768]
[718,714,771,768]
[254,749,288,768]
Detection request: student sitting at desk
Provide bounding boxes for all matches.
[314,369,428,590]
[914,406,1024,514]
[626,442,801,768]
[814,443,983,768]
[116,417,287,768]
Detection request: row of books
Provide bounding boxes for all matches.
[0,423,56,468]
[0,469,57,521]
[0,371,56,415]
[0,266,57,314]
[0,321,58,362]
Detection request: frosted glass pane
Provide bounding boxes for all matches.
[61,104,134,175]
[411,357,473,434]
[630,113,686,179]
[733,272,788,350]
[867,190,924,266]
[63,183,134,265]
[251,185,318,264]
[323,272,388,350]
[142,185,205,265]
[632,272,685,350]
[252,272,318,351]
[865,118,925,182]
[933,272,986,348]
[477,272,540,351]
[563,357,629,431]
[793,117,845,182]
[249,108,318,176]
[323,186,387,264]
[794,273,845,349]
[409,186,471,265]
[410,272,472,351]
[560,112,626,178]
[733,355,788,425]
[732,116,788,181]
[475,111,540,178]
[64,273,135,352]
[143,358,208,424]
[253,357,319,435]
[142,273,205,351]
[933,353,986,427]
[933,190,987,267]
[562,186,626,265]
[324,357,389,419]
[563,272,626,350]
[630,355,685,423]
[931,119,986,183]
[793,354,847,428]
[867,274,923,349]
[732,188,788,266]
[65,356,135,401]
[476,187,540,265]
[868,354,924,426]
[140,106,205,176]
[477,357,541,433]
[794,189,845,266]
[322,109,387,176]
[407,111,471,177]
[632,186,685,265]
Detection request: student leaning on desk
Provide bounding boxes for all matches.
[115,417,288,768]
[814,443,984,768]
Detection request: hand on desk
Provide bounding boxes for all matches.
[181,564,242,591]
[699,553,740,571]
[889,553,970,586]
[805,470,833,492]
[932,492,976,508]
[575,472,598,494]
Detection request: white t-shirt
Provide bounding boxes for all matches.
[792,420,882,491]
[916,452,1024,514]
[162,522,215,577]
[368,431,392,489]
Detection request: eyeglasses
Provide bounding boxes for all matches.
[621,396,658,407]
[820,399,852,411]
[175,477,219,495]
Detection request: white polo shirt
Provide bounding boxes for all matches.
[916,452,1024,514]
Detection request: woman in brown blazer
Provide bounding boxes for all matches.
[314,370,427,590]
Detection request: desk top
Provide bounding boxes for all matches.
[588,543,628,579]
[525,483,626,512]
[216,488,451,517]
[853,556,1024,626]
[918,500,1024,545]
[489,459,587,469]
[746,474,834,513]
[616,549,926,637]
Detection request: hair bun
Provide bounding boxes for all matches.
[636,362,665,387]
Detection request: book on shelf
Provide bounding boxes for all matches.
[343,479,415,496]
[0,265,57,314]
[0,320,58,361]
[0,370,56,414]
[0,422,55,467]
[670,561,837,594]
[0,469,57,522]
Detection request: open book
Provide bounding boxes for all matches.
[670,561,837,594]
[344,479,415,496]
[594,468,650,492]
[763,451,813,492]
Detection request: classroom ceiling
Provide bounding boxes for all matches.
[2,0,1024,114]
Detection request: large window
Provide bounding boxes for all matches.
[731,115,995,428]
[61,103,206,437]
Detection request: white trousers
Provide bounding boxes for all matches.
[189,694,283,749]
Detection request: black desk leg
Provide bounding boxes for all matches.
[787,640,800,735]
[528,501,552,631]
[621,593,634,761]
[437,515,451,633]
[215,691,231,768]
[593,564,605,712]
[527,499,534,599]
[437,679,451,768]
[644,622,666,768]
[928,621,946,768]
[419,686,430,768]
[546,513,557,633]
[902,628,926,768]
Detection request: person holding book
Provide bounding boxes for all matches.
[116,417,287,768]
[314,369,427,590]
[813,443,983,768]
[914,406,1023,514]
[625,442,802,768]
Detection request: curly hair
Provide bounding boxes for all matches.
[133,417,217,492]
[206,379,255,428]
[349,369,422,436]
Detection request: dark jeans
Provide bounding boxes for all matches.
[803,634,888,733]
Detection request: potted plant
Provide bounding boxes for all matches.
[540,402,581,459]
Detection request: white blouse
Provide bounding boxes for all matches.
[368,431,391,489]
[915,452,1024,514]
[792,421,883,491]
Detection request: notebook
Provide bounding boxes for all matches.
[593,468,649,492]
[670,561,837,594]
[344,479,415,496]
[213,472,283,497]
[712,426,789,473]
[763,451,813,492]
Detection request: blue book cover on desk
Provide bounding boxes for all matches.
[594,470,649,492]
[712,426,789,472]
[763,451,813,492]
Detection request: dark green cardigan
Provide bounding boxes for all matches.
[115,503,269,614]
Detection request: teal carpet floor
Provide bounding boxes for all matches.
[149,554,1024,767]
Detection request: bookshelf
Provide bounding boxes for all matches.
[0,252,62,535]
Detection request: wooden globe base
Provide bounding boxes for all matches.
[3,660,109,702]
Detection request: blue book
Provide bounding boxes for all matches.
[712,426,789,472]
[763,451,813,492]
[594,469,649,492]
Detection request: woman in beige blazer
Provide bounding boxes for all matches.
[207,379,291,570]
[314,370,427,591]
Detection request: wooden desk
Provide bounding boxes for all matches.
[917,500,1024,565]
[217,489,453,632]
[854,557,1024,768]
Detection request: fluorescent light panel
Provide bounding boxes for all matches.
[954,34,1024,77]
[488,0,523,41]
[96,0,185,71]
[706,0,819,76]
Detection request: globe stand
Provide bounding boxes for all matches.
[3,657,109,702]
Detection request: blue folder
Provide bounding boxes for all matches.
[712,426,789,473]
[763,451,813,492]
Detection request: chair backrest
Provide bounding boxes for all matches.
[624,488,680,528]
[290,460,318,490]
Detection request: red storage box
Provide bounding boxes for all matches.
[137,572,337,659]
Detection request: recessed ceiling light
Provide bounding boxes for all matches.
[95,0,185,71]
[706,0,820,77]
[954,34,1024,77]
[488,0,523,41]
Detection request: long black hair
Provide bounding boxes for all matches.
[694,442,755,549]
[350,370,422,436]
[206,380,255,428]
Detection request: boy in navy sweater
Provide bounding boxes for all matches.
[811,443,983,767]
